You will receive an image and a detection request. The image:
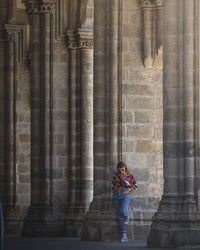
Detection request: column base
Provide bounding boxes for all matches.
[64,204,90,237]
[148,223,200,248]
[81,198,134,241]
[21,204,66,237]
[148,195,200,248]
[4,205,27,234]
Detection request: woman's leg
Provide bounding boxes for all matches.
[120,194,130,218]
[113,194,126,233]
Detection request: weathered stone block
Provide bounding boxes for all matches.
[122,111,134,123]
[122,140,135,152]
[126,97,157,110]
[122,83,155,96]
[136,140,162,153]
[127,125,154,139]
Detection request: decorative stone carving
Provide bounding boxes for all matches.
[137,0,154,8]
[23,0,66,40]
[137,0,162,8]
[152,0,162,7]
[67,33,94,49]
[22,1,54,14]
[79,39,93,49]
[3,25,29,62]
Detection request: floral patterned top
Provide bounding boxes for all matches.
[112,171,138,192]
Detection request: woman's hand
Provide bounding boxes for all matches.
[123,189,131,194]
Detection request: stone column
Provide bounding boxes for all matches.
[78,31,94,212]
[4,27,17,214]
[22,1,58,236]
[148,0,200,248]
[0,25,29,232]
[81,0,129,241]
[65,30,93,236]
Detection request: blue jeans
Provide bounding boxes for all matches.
[113,191,130,233]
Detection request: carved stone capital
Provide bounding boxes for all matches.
[79,39,93,49]
[23,1,55,14]
[0,26,17,41]
[0,25,29,61]
[6,32,17,42]
[67,32,93,50]
[152,0,163,7]
[137,0,154,8]
[68,39,79,49]
[138,0,162,8]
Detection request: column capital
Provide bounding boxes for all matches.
[22,1,55,14]
[137,0,154,8]
[67,31,93,50]
[0,25,17,41]
[152,0,163,8]
[137,0,162,8]
[79,38,93,49]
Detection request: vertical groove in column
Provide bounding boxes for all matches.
[163,0,178,197]
[107,0,120,193]
[31,13,41,205]
[41,12,51,204]
[68,46,78,208]
[194,0,200,208]
[50,11,54,206]
[118,0,122,162]
[5,39,15,208]
[13,37,17,209]
[183,0,195,196]
[177,0,184,196]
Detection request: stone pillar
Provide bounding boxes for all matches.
[79,31,94,212]
[65,30,93,236]
[0,24,29,232]
[148,0,200,248]
[81,0,130,241]
[22,1,58,236]
[4,27,17,213]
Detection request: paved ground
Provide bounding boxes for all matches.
[2,236,200,250]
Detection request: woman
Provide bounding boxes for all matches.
[112,161,138,242]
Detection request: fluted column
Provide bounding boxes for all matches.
[81,0,126,241]
[0,23,30,233]
[148,0,200,248]
[22,1,57,236]
[65,31,93,236]
[79,32,94,211]
[67,31,79,214]
[4,29,17,214]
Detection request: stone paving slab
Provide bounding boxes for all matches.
[2,236,187,250]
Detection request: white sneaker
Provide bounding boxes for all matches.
[124,216,129,224]
[121,234,128,242]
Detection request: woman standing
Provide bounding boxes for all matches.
[112,161,138,242]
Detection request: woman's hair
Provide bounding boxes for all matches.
[117,161,127,172]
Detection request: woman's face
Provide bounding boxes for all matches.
[118,167,126,174]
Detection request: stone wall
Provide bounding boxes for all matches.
[121,0,163,239]
[0,0,163,240]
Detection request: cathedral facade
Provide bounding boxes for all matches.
[0,0,199,248]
